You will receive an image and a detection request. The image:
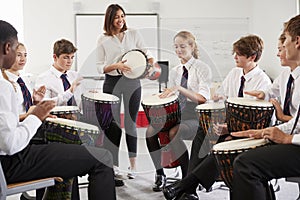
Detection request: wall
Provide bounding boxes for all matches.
[23,0,297,81]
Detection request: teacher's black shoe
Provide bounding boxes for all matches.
[163,181,182,200]
[175,193,199,200]
[152,174,166,192]
[115,178,125,187]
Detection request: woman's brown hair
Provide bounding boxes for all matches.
[103,4,127,36]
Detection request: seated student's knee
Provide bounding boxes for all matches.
[86,146,113,168]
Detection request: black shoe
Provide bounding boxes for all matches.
[163,181,182,200]
[152,174,166,192]
[175,193,199,200]
[115,178,125,187]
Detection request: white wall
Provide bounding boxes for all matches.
[23,0,297,80]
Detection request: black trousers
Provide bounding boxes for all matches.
[1,143,116,200]
[103,75,141,160]
[232,144,300,200]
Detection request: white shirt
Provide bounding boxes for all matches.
[277,106,300,145]
[35,66,82,106]
[0,72,41,155]
[263,66,300,117]
[5,71,32,114]
[216,66,272,98]
[169,57,212,101]
[96,28,153,76]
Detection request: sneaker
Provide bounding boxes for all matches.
[127,167,136,179]
[114,166,125,180]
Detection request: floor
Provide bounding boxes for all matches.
[7,128,300,200]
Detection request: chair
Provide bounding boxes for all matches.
[0,161,61,200]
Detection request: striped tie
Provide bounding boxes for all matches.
[60,73,76,106]
[283,74,294,116]
[290,105,300,135]
[17,77,33,112]
[179,66,188,110]
[238,76,245,97]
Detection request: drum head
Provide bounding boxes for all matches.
[226,97,273,108]
[195,102,225,111]
[142,93,178,106]
[51,106,80,113]
[121,49,148,79]
[45,117,99,133]
[213,138,269,152]
[82,92,119,103]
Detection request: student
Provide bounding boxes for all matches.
[230,14,300,200]
[35,39,82,107]
[145,30,211,192]
[3,43,46,121]
[0,20,116,200]
[245,33,300,123]
[163,34,272,200]
[96,4,154,183]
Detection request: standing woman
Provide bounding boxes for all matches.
[96,4,154,181]
[146,31,212,192]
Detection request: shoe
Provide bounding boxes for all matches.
[114,178,125,187]
[162,180,182,199]
[114,166,125,180]
[152,174,166,192]
[175,193,199,200]
[127,167,136,179]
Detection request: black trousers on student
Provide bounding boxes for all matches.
[232,144,300,200]
[103,75,141,162]
[0,143,116,200]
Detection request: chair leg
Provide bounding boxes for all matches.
[296,183,300,200]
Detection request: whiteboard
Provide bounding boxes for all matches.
[75,14,159,78]
[160,17,250,82]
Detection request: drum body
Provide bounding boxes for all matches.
[141,94,181,132]
[195,102,226,144]
[225,98,274,133]
[81,92,120,130]
[50,106,80,120]
[44,117,100,146]
[212,138,269,189]
[120,49,150,79]
[147,62,161,80]
[158,131,180,168]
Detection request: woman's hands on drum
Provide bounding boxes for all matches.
[32,85,46,103]
[231,127,293,144]
[116,60,132,73]
[244,90,265,99]
[213,123,229,136]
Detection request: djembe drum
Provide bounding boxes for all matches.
[141,93,180,132]
[50,105,80,120]
[42,117,100,200]
[195,102,226,145]
[81,92,120,146]
[212,138,269,189]
[142,94,181,168]
[225,97,274,133]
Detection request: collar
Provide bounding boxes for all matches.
[181,57,195,71]
[4,71,19,82]
[242,65,261,81]
[291,66,300,79]
[50,65,67,78]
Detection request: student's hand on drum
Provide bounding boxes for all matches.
[159,88,175,98]
[259,127,293,144]
[231,129,263,138]
[213,123,228,136]
[244,90,265,99]
[32,85,46,103]
[269,98,284,120]
[31,100,56,121]
[70,77,83,93]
